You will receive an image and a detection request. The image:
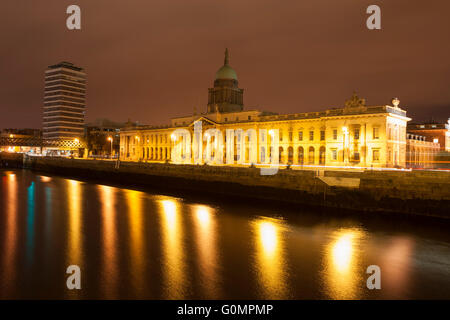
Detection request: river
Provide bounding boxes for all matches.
[0,169,449,299]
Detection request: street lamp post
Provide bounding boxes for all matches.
[107,136,113,159]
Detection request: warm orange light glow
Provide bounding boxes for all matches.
[126,189,145,295]
[107,136,113,142]
[66,179,83,280]
[253,218,288,299]
[323,228,365,299]
[192,205,220,297]
[99,185,118,298]
[159,198,186,299]
[40,176,52,183]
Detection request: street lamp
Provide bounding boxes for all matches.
[107,136,113,158]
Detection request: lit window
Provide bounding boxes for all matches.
[354,129,360,140]
[298,131,303,141]
[320,130,325,141]
[331,149,337,160]
[373,149,380,161]
[309,131,314,141]
[333,129,337,140]
[373,127,379,139]
[433,138,439,143]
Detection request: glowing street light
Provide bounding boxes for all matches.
[107,136,113,158]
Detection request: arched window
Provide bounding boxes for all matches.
[319,146,326,165]
[279,146,284,164]
[308,146,315,164]
[288,146,294,164]
[297,146,304,164]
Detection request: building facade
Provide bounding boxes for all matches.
[407,120,450,152]
[43,62,86,140]
[120,50,436,169]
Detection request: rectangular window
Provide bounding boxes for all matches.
[331,149,337,161]
[320,130,325,141]
[373,149,380,161]
[298,131,303,141]
[309,131,314,141]
[224,118,228,122]
[289,131,293,142]
[248,116,251,120]
[333,129,337,140]
[353,152,360,161]
[279,130,283,141]
[354,129,360,140]
[373,127,379,139]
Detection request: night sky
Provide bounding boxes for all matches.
[1,0,449,129]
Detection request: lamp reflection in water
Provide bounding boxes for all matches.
[1,173,18,295]
[159,198,186,299]
[66,180,83,282]
[322,228,365,299]
[192,205,220,298]
[253,218,288,299]
[126,190,146,296]
[99,185,119,298]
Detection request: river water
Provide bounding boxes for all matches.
[0,169,449,299]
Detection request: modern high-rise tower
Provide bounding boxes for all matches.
[42,62,86,140]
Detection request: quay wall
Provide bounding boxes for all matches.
[14,156,450,219]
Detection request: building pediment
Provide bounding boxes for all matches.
[188,116,218,127]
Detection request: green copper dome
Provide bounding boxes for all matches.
[215,48,238,80]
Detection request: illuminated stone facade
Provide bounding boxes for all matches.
[120,51,421,169]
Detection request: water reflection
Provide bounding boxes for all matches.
[253,218,288,299]
[2,173,18,293]
[67,180,82,267]
[26,182,36,264]
[380,237,414,297]
[323,228,365,299]
[159,199,187,299]
[125,190,146,296]
[99,185,118,298]
[192,205,220,298]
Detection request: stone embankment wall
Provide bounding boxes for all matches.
[0,152,24,168]
[21,156,450,218]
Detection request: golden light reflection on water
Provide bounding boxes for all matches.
[99,185,118,298]
[381,237,414,297]
[253,218,288,299]
[67,179,82,266]
[2,173,18,292]
[39,176,52,183]
[192,205,220,298]
[323,228,365,299]
[125,190,146,296]
[159,198,186,299]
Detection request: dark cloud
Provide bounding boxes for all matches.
[0,0,449,128]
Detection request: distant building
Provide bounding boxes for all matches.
[120,49,425,169]
[406,133,440,168]
[0,129,42,153]
[85,119,124,157]
[42,62,86,140]
[1,128,42,138]
[407,120,450,152]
